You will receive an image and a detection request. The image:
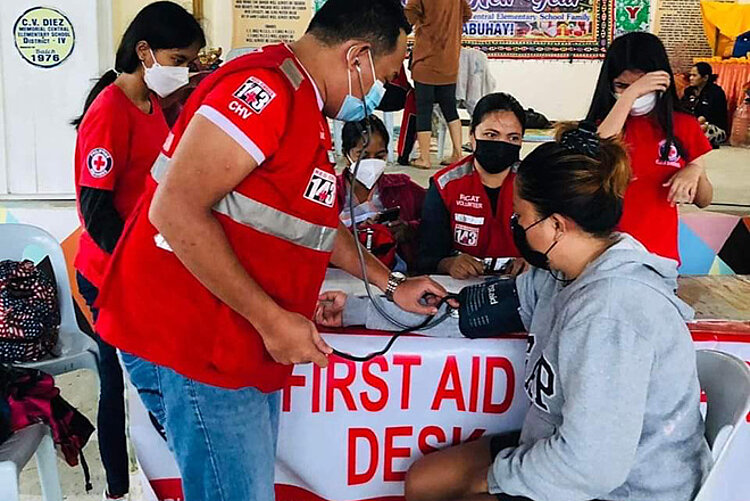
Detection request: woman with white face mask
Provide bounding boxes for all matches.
[337,115,426,271]
[70,2,204,500]
[587,32,713,264]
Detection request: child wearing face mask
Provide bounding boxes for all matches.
[587,32,713,263]
[70,2,205,500]
[336,115,426,271]
[417,93,525,279]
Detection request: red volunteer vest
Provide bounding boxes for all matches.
[95,44,339,391]
[434,156,520,259]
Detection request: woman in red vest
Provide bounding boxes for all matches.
[71,3,204,499]
[417,93,525,279]
[587,32,713,263]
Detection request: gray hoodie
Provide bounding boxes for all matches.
[488,234,711,501]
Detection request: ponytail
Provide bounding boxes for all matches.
[71,70,118,129]
[517,121,631,238]
[71,1,205,130]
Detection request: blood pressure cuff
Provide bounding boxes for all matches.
[457,277,524,338]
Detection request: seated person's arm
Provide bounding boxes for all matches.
[317,275,531,338]
[317,290,461,337]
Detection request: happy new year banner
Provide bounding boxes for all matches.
[459,0,615,59]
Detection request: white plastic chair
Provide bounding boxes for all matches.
[694,349,750,501]
[0,223,99,375]
[0,223,100,500]
[0,424,63,501]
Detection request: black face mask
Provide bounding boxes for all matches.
[473,140,520,174]
[510,213,558,270]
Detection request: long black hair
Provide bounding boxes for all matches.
[72,1,205,129]
[586,32,684,161]
[517,123,631,237]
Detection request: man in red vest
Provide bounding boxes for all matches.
[94,1,447,499]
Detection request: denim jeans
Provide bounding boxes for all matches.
[120,352,280,501]
[75,273,129,497]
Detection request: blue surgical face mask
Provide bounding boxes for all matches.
[336,48,385,122]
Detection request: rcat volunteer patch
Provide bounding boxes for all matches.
[86,148,113,178]
[232,76,276,114]
[304,168,336,208]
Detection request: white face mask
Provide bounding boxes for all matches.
[629,92,658,116]
[348,157,386,190]
[142,49,189,98]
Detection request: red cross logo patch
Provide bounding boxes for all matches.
[86,148,113,178]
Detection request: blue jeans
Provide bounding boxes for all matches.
[120,352,281,501]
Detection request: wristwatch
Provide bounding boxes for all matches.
[385,271,407,302]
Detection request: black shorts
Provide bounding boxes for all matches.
[490,430,522,459]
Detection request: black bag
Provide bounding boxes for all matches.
[525,108,552,129]
[0,260,60,363]
[0,390,10,445]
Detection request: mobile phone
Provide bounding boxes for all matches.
[483,257,512,275]
[376,206,401,223]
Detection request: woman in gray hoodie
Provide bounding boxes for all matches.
[403,123,711,501]
[317,122,710,501]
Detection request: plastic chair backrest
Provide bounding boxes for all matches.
[693,350,750,501]
[697,349,750,452]
[0,224,82,357]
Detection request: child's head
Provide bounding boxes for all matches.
[342,115,389,192]
[342,115,389,164]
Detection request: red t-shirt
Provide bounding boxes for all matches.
[74,84,169,286]
[619,112,712,263]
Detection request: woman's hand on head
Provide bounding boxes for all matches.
[624,71,671,100]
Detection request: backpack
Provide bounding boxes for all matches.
[0,260,60,363]
[525,108,552,129]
